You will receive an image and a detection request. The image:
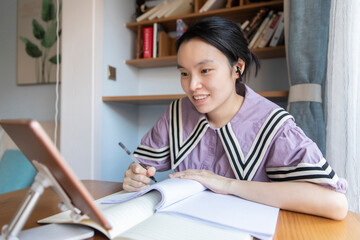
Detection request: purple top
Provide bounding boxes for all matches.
[134,85,347,193]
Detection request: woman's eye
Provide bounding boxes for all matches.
[180,72,189,77]
[201,69,211,74]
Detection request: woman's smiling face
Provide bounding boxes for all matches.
[177,38,243,126]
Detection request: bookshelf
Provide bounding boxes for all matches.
[125,0,285,69]
[126,46,285,68]
[102,91,288,105]
[104,0,287,105]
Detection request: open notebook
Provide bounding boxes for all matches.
[41,178,279,240]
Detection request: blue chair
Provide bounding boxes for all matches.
[0,149,36,194]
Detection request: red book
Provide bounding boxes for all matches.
[142,27,153,58]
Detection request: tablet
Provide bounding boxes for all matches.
[0,119,111,230]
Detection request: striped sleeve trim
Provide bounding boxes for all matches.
[266,158,339,185]
[134,145,170,161]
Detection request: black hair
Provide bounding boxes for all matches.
[176,16,260,85]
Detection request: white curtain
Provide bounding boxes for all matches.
[325,0,360,213]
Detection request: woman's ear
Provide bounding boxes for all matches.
[236,59,246,75]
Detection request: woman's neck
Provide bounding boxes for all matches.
[207,93,244,128]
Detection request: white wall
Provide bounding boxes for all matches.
[101,0,139,182]
[61,0,103,180]
[0,1,58,122]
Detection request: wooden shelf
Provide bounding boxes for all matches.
[102,91,288,105]
[103,94,185,105]
[126,46,285,68]
[126,0,285,69]
[126,56,177,69]
[126,1,284,32]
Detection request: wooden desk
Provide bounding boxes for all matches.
[1,180,359,240]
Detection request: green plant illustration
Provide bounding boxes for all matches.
[20,0,61,84]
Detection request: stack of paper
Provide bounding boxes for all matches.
[137,0,194,22]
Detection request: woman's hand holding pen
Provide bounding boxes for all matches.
[123,163,157,192]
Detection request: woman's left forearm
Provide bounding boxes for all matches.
[227,180,348,220]
[169,169,348,220]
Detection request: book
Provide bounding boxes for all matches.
[253,13,276,49]
[152,0,175,19]
[240,20,250,30]
[136,1,167,22]
[142,27,153,58]
[243,8,269,40]
[257,11,284,48]
[152,23,164,58]
[199,0,213,12]
[199,0,227,13]
[163,0,194,18]
[170,37,177,55]
[269,16,284,47]
[248,10,274,49]
[151,0,193,19]
[158,31,171,57]
[39,178,279,240]
[148,0,171,20]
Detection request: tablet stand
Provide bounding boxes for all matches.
[0,161,87,240]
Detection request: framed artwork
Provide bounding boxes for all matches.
[17,0,61,85]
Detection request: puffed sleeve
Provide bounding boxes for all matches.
[265,119,347,193]
[133,104,171,171]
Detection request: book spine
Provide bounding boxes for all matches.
[248,10,273,49]
[258,12,283,48]
[143,27,153,58]
[153,23,158,58]
[243,8,269,39]
[269,17,284,47]
[199,0,213,13]
[136,1,165,22]
[240,20,249,30]
[207,0,227,11]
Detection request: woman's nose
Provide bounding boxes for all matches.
[189,75,202,91]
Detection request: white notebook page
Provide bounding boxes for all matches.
[102,178,206,210]
[116,213,253,240]
[158,190,279,240]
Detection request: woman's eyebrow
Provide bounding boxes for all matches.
[196,59,214,66]
[177,59,214,69]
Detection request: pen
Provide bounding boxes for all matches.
[118,142,157,183]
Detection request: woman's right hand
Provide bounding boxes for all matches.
[123,163,156,192]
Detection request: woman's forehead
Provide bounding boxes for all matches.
[177,39,227,67]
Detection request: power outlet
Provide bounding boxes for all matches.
[107,65,116,81]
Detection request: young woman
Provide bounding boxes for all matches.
[123,17,348,220]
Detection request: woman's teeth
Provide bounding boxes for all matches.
[194,95,208,100]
